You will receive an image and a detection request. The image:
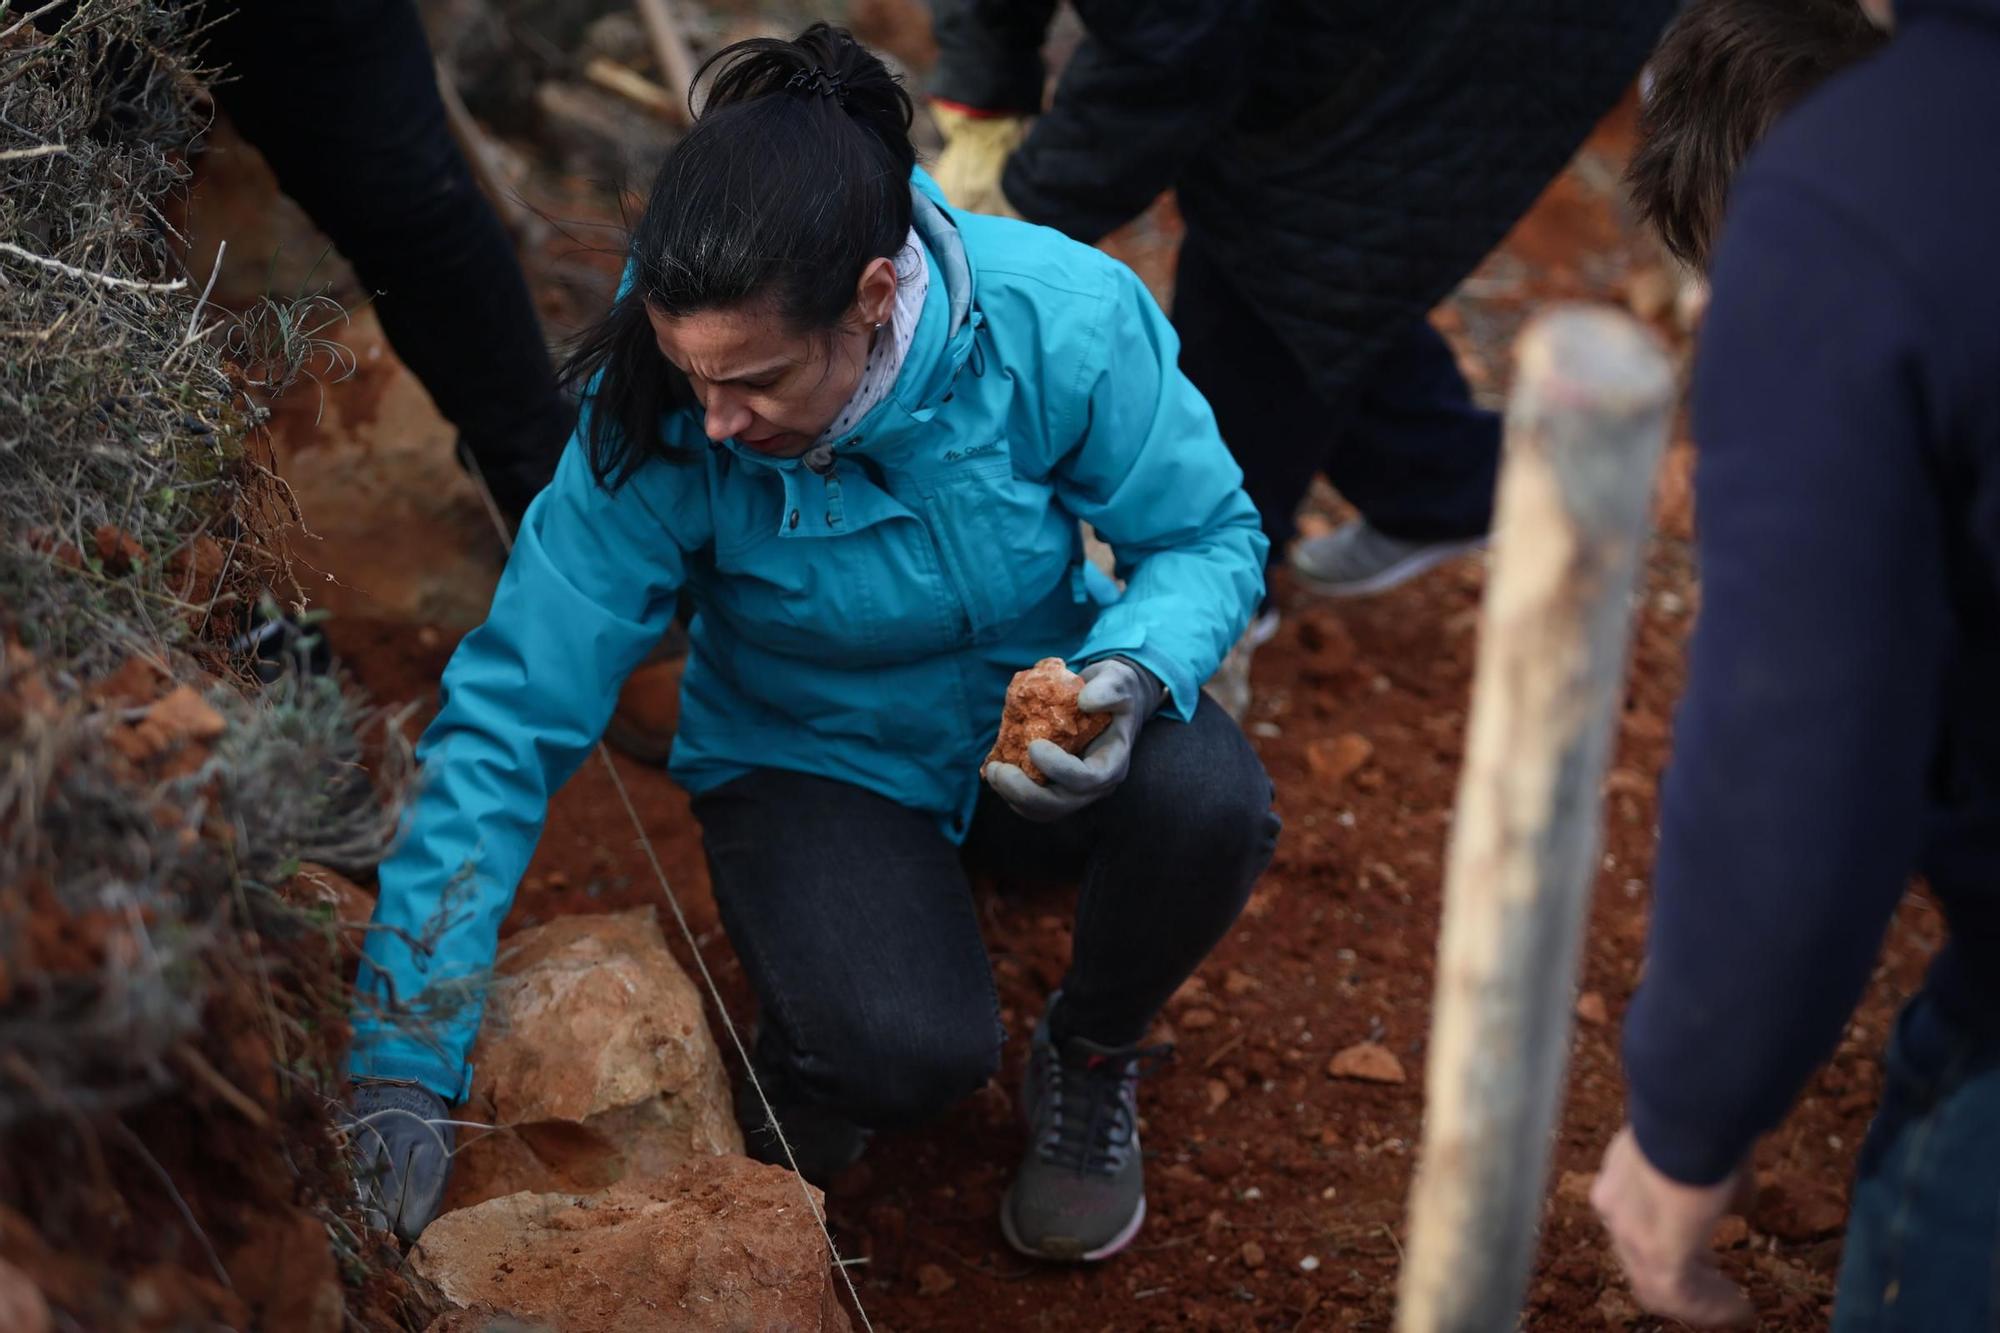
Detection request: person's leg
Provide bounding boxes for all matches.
[1288,317,1499,597]
[971,695,1279,1259]
[1320,316,1499,544]
[1171,230,1329,565]
[1831,986,2000,1332]
[1049,694,1279,1044]
[1170,233,1316,714]
[196,0,570,521]
[692,769,1003,1180]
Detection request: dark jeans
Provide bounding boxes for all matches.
[196,0,570,520]
[1172,232,1500,556]
[691,695,1280,1131]
[1832,985,2000,1331]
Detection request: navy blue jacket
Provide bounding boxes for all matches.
[928,0,1671,408]
[1624,0,2000,1184]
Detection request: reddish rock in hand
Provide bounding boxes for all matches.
[986,658,1111,784]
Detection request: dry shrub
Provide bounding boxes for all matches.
[0,4,433,1328]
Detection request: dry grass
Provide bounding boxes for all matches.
[0,4,429,1325]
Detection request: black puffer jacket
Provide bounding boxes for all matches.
[931,0,1674,401]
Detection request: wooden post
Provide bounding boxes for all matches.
[1397,306,1674,1333]
[634,0,700,126]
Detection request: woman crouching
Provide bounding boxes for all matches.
[345,24,1279,1264]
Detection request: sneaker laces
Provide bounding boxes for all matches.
[1037,1042,1172,1177]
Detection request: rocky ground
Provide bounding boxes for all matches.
[178,6,1947,1328]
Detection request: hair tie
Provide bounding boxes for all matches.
[785,65,845,102]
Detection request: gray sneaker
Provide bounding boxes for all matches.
[1001,1011,1170,1262]
[1290,520,1484,598]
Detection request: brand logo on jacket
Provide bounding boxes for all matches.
[943,442,1005,463]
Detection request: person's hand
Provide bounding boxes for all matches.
[1591,1125,1754,1327]
[345,1080,455,1243]
[985,658,1165,821]
[930,101,1029,218]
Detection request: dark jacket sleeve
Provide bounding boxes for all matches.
[1621,174,1954,1185]
[932,0,1266,243]
[929,0,1061,114]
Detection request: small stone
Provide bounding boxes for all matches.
[147,684,227,743]
[985,658,1111,784]
[1305,733,1374,786]
[1197,1146,1243,1180]
[1603,768,1651,798]
[1223,969,1261,997]
[1205,1079,1231,1112]
[1713,1215,1751,1248]
[1299,1255,1321,1273]
[915,1263,956,1297]
[1326,1042,1406,1085]
[1181,1007,1218,1031]
[1575,991,1610,1026]
[1240,1241,1266,1268]
[1597,1287,1643,1327]
[93,524,144,573]
[1625,265,1677,322]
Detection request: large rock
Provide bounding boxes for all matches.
[443,909,742,1212]
[413,1157,853,1332]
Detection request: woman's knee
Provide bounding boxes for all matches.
[1118,696,1280,875]
[814,1010,1002,1128]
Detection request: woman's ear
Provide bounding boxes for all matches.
[852,256,898,329]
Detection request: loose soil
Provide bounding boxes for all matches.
[269,97,1942,1333]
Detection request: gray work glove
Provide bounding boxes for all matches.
[345,1079,455,1243]
[984,657,1166,822]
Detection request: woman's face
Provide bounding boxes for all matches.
[647,258,898,458]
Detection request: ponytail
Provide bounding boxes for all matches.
[558,23,916,489]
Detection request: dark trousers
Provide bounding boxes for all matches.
[691,696,1279,1130]
[1172,232,1501,556]
[196,0,570,519]
[1831,984,2000,1331]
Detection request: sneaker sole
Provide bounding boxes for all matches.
[1290,537,1485,600]
[999,1188,1147,1264]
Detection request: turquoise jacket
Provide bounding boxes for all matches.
[350,174,1266,1099]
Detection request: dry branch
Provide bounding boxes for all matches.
[585,55,677,118]
[633,0,698,124]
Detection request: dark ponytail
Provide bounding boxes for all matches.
[558,23,917,489]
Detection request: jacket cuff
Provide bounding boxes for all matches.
[1626,1083,1753,1187]
[932,97,1025,120]
[930,57,1044,117]
[1075,628,1197,726]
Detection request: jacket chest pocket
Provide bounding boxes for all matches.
[709,513,979,666]
[918,460,1073,640]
